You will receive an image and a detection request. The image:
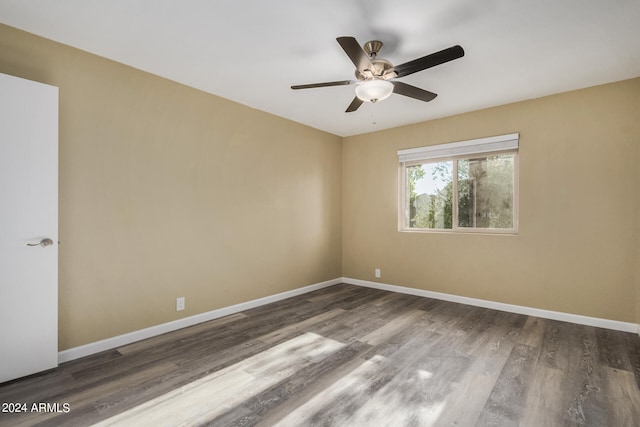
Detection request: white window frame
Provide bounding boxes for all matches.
[398,133,519,234]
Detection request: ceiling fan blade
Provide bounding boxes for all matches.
[337,36,374,73]
[392,81,438,102]
[345,96,364,112]
[291,80,353,90]
[393,45,464,78]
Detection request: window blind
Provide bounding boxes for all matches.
[397,133,519,163]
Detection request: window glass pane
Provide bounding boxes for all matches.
[407,161,453,229]
[457,154,514,229]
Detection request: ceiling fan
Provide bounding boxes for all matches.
[291,37,464,112]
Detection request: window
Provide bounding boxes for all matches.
[398,133,519,233]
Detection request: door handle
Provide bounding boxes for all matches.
[27,238,54,247]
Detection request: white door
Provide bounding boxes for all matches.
[0,73,58,383]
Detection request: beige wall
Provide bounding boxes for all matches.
[0,24,343,350]
[2,22,639,350]
[343,78,640,323]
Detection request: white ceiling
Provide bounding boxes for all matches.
[1,0,640,137]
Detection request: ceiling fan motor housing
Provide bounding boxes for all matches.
[355,59,394,80]
[354,40,395,80]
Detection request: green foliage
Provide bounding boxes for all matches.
[407,154,514,230]
[458,155,514,228]
[407,165,425,228]
[408,161,453,229]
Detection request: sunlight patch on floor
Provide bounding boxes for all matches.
[92,332,344,426]
[274,356,447,427]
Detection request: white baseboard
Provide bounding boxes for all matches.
[58,278,341,363]
[60,276,638,363]
[342,277,639,334]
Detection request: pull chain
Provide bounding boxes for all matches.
[370,101,377,125]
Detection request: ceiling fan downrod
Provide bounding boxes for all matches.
[363,40,384,58]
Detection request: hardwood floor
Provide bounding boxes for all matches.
[1,284,640,426]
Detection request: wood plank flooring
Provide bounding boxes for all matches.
[1,284,640,426]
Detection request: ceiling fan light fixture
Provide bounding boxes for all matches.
[355,79,394,103]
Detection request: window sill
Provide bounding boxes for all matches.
[399,228,518,236]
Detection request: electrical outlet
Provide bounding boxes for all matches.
[375,268,381,278]
[176,297,185,311]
